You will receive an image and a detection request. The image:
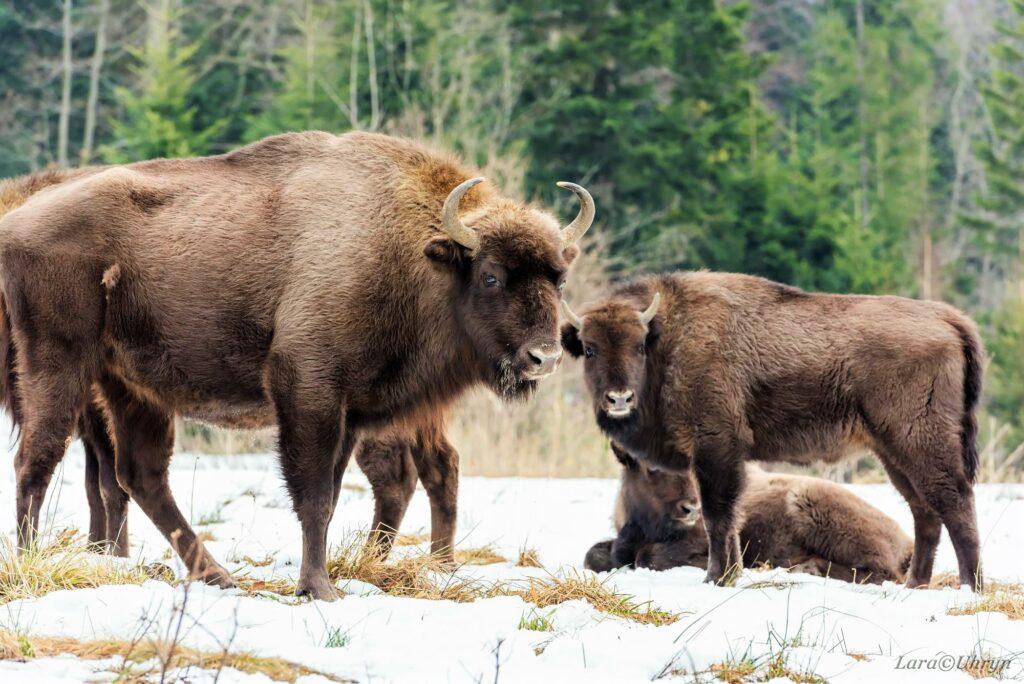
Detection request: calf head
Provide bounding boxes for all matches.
[560,291,660,427]
[614,445,701,531]
[426,178,594,400]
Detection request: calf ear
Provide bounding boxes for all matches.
[425,236,468,269]
[561,322,583,357]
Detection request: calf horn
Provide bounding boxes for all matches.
[561,300,584,331]
[440,177,485,250]
[556,182,595,246]
[639,292,661,326]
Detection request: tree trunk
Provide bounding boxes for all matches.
[81,0,109,165]
[58,0,74,167]
[855,0,869,227]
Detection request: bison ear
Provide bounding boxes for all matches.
[425,236,469,269]
[561,322,583,357]
[561,243,580,265]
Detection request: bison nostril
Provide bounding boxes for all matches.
[528,347,561,367]
[606,390,634,406]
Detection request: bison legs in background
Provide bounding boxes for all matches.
[79,401,130,556]
[357,437,418,557]
[357,427,460,563]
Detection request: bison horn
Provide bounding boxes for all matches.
[440,176,485,250]
[639,292,661,326]
[556,181,595,246]
[561,300,584,331]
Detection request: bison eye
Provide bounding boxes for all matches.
[557,280,566,291]
[584,346,595,358]
[637,343,646,355]
[483,274,501,288]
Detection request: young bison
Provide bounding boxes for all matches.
[561,272,983,589]
[585,448,913,584]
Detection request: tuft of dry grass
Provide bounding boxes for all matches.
[0,629,350,682]
[393,532,431,547]
[0,531,152,604]
[326,537,482,602]
[708,658,757,683]
[455,544,507,566]
[516,546,543,568]
[948,583,1024,621]
[489,570,679,626]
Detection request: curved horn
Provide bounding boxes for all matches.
[556,181,595,246]
[440,177,485,250]
[638,292,661,326]
[561,299,584,331]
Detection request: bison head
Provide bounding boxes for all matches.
[425,177,594,400]
[614,444,701,530]
[560,292,660,425]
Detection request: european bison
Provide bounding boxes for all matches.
[585,447,913,584]
[561,271,983,589]
[0,131,593,600]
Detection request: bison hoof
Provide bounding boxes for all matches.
[193,565,236,589]
[296,575,338,602]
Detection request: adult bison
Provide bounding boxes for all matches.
[561,271,984,589]
[585,447,913,584]
[0,131,593,600]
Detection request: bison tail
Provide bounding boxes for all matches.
[0,292,21,435]
[947,315,983,484]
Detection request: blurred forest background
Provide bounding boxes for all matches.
[1,0,1021,479]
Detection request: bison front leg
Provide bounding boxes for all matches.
[694,439,748,585]
[269,360,348,602]
[411,433,459,562]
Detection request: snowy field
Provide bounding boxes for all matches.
[1,430,1023,682]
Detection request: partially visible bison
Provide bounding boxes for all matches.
[0,131,594,600]
[562,271,983,589]
[585,447,913,584]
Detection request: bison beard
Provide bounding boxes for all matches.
[0,131,594,601]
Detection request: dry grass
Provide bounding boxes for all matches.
[516,546,543,568]
[0,531,151,605]
[454,544,507,566]
[489,570,679,626]
[948,583,1024,621]
[393,532,431,547]
[255,537,679,624]
[0,629,349,682]
[325,538,482,602]
[682,653,825,684]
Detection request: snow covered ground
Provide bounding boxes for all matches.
[1,429,1022,683]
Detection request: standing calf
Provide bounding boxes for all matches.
[586,448,913,584]
[562,271,983,589]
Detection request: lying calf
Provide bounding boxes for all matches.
[586,449,913,584]
[561,271,983,588]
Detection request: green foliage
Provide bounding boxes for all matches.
[987,298,1024,444]
[103,4,225,162]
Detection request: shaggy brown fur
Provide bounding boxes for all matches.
[585,455,913,584]
[0,131,590,600]
[562,271,984,589]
